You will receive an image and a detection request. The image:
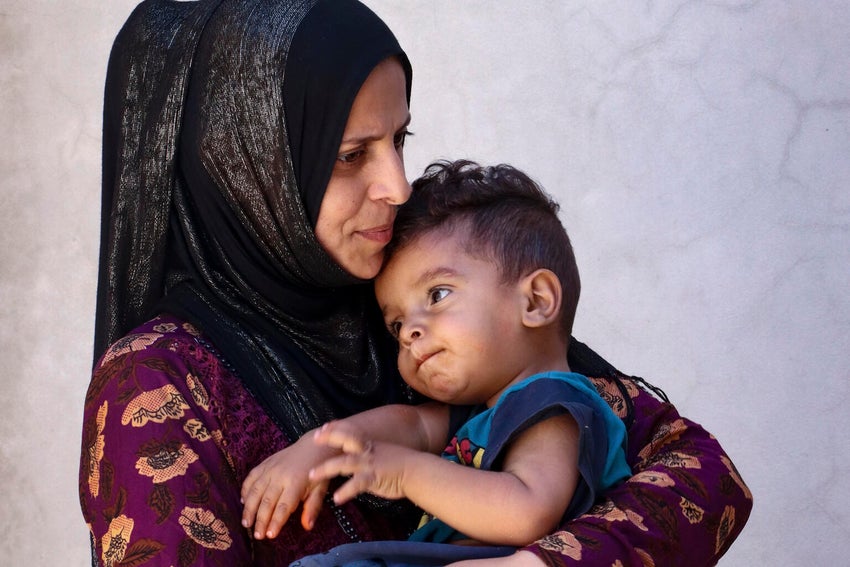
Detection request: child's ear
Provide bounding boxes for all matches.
[519,269,562,328]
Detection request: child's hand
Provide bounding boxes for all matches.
[310,421,410,504]
[240,429,334,539]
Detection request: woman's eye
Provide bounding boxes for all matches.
[428,288,450,304]
[387,321,402,339]
[394,130,413,149]
[337,148,365,164]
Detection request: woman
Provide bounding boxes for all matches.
[80,1,752,566]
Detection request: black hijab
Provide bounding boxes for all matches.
[95,0,413,442]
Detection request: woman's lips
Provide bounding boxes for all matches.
[357,224,393,244]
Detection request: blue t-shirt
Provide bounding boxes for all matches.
[409,371,631,543]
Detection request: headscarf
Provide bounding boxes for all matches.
[95,0,413,442]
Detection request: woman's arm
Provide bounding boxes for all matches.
[80,329,253,565]
[82,320,404,566]
[518,376,753,566]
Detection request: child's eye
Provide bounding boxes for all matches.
[428,288,451,305]
[387,320,402,339]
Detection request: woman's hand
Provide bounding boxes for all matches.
[240,428,336,539]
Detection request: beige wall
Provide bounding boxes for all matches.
[2,1,848,564]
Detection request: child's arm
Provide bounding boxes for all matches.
[312,413,580,546]
[240,402,449,539]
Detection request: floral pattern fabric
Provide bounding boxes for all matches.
[523,377,753,566]
[80,315,752,566]
[80,316,403,566]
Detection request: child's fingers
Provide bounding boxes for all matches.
[313,422,368,454]
[300,480,328,531]
[308,452,363,484]
[309,454,375,504]
[242,473,302,540]
[240,472,271,533]
[263,485,303,539]
[251,486,283,540]
[241,468,257,504]
[332,471,375,505]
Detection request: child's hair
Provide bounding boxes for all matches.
[389,159,580,338]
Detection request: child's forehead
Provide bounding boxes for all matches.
[405,225,467,252]
[399,218,475,253]
[387,226,479,273]
[378,225,498,288]
[382,229,462,278]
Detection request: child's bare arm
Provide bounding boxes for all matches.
[317,401,450,454]
[311,413,579,546]
[241,402,448,539]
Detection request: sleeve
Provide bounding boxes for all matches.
[79,331,253,566]
[483,378,624,522]
[521,376,753,566]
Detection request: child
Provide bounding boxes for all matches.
[242,160,630,561]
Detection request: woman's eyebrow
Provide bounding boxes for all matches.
[340,113,411,146]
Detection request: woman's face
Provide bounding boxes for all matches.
[314,58,412,280]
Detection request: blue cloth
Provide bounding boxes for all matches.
[290,541,514,567]
[409,371,630,543]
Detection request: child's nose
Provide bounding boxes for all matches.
[400,323,423,346]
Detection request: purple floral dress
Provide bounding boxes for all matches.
[79,315,752,566]
[525,375,752,565]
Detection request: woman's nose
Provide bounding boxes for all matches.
[370,148,411,205]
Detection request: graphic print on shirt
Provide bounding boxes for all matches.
[445,435,485,468]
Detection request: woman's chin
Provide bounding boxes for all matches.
[346,252,386,280]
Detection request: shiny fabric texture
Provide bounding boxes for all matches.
[95,0,412,443]
[285,0,412,226]
[95,0,225,361]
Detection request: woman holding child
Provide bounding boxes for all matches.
[79,0,752,565]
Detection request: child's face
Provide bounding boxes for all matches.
[375,228,534,406]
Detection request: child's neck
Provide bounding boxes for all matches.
[485,348,570,407]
